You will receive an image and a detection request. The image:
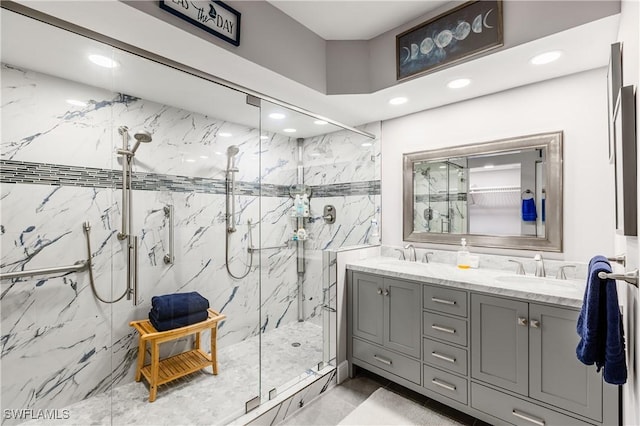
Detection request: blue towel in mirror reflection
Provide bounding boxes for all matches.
[521,198,537,221]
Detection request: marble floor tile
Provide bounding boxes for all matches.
[20,321,324,426]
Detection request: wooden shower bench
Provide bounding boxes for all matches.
[130,308,226,402]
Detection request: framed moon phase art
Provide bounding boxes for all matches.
[396,0,503,81]
[613,85,637,236]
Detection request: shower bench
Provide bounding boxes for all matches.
[130,308,226,402]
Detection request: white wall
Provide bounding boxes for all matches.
[615,1,640,425]
[381,68,614,262]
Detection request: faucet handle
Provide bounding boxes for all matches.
[394,248,406,260]
[555,265,576,280]
[508,259,526,275]
[422,251,434,263]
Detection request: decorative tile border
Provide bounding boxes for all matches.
[0,160,380,198]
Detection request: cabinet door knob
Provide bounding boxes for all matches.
[517,317,528,326]
[376,288,382,295]
[383,289,389,296]
[530,319,540,328]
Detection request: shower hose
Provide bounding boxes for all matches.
[83,222,129,304]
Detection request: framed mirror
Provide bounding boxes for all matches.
[403,131,563,251]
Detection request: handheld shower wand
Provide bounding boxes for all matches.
[224,145,253,279]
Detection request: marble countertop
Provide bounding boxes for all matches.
[346,257,587,309]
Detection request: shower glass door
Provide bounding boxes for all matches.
[258,101,379,401]
[1,6,263,425]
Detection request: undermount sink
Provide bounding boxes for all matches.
[494,275,583,290]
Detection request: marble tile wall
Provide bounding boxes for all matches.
[0,63,380,418]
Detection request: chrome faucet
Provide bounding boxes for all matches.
[555,265,576,280]
[394,248,406,260]
[422,251,434,263]
[508,259,526,275]
[534,254,546,277]
[404,244,417,262]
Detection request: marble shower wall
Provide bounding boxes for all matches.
[0,63,381,416]
[301,122,381,328]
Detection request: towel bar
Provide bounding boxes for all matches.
[598,269,639,287]
[607,255,626,267]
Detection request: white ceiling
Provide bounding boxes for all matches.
[1,1,620,139]
[266,0,450,40]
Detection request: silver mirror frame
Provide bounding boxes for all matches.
[403,131,563,252]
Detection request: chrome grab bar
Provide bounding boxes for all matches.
[598,269,639,287]
[163,204,174,265]
[248,243,289,253]
[0,261,88,280]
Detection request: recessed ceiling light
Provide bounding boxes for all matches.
[361,142,373,147]
[530,51,562,65]
[214,151,223,156]
[283,128,296,133]
[66,99,87,107]
[447,78,471,89]
[200,155,209,159]
[185,158,196,163]
[260,135,269,140]
[389,97,408,105]
[269,113,286,119]
[219,132,232,137]
[314,120,328,125]
[88,54,118,68]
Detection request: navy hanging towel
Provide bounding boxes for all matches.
[521,198,537,221]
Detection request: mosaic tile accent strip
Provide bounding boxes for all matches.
[0,160,380,197]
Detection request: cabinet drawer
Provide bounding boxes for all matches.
[471,382,589,426]
[352,338,421,384]
[424,285,467,317]
[423,312,467,346]
[423,365,468,405]
[423,338,467,375]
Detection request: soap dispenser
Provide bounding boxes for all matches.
[457,238,471,269]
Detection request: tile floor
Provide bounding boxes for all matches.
[279,369,491,426]
[21,321,324,426]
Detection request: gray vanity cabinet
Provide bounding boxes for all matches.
[471,294,605,423]
[471,294,529,395]
[349,271,422,382]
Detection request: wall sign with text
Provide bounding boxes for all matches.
[160,0,241,46]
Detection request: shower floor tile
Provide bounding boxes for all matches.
[21,321,323,426]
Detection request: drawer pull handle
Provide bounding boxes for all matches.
[431,297,456,305]
[431,351,456,363]
[431,378,456,391]
[431,324,456,334]
[512,410,545,426]
[373,355,392,366]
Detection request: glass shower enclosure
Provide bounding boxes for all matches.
[0,4,377,425]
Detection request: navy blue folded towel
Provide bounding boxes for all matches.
[149,310,209,332]
[150,292,210,321]
[521,198,537,222]
[576,256,627,385]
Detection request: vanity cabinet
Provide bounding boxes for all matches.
[349,272,422,383]
[347,269,619,426]
[471,294,604,423]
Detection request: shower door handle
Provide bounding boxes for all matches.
[163,205,174,265]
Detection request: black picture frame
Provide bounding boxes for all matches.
[159,0,241,47]
[607,42,622,163]
[613,85,637,236]
[396,0,503,81]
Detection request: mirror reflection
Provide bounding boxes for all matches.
[404,132,562,251]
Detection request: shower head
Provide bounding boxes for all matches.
[130,130,153,154]
[226,145,240,172]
